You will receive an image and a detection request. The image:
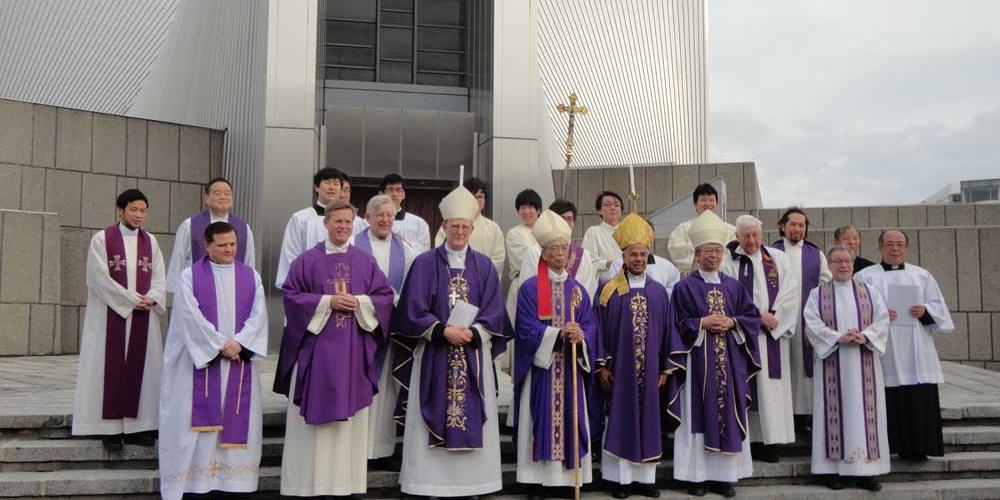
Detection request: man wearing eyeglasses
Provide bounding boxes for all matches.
[379,174,431,254]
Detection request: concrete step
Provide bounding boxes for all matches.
[4,468,1000,499]
[5,452,1000,497]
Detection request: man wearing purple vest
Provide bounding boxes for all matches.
[166,177,255,293]
[354,194,416,470]
[158,221,268,500]
[772,207,831,436]
[73,189,166,450]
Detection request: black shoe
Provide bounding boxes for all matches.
[368,456,401,471]
[611,484,629,498]
[820,475,844,490]
[856,477,882,492]
[708,482,736,498]
[101,434,124,452]
[631,483,660,498]
[686,482,706,497]
[123,432,156,446]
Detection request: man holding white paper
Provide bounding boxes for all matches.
[855,229,954,461]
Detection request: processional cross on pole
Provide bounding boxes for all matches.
[556,93,588,199]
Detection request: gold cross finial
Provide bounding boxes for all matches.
[556,92,588,199]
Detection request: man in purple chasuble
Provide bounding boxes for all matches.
[804,245,890,492]
[664,210,761,498]
[721,214,798,463]
[274,200,395,498]
[772,207,832,435]
[594,213,670,499]
[73,189,166,451]
[355,194,417,470]
[159,222,268,500]
[166,177,255,293]
[394,186,508,499]
[513,210,597,499]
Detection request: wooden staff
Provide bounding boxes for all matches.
[569,286,583,500]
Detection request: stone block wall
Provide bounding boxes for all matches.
[0,98,224,355]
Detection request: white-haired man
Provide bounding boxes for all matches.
[721,214,798,462]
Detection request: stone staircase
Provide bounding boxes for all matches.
[3,360,1000,498]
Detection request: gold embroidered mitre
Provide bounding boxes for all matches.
[612,213,654,250]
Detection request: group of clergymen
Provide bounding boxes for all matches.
[70,167,955,500]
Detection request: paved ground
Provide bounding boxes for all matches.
[0,356,997,427]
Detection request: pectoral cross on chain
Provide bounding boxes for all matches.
[448,290,461,308]
[137,256,152,273]
[109,254,126,271]
[556,92,588,198]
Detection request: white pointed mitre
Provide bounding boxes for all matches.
[439,186,479,221]
[531,210,572,247]
[688,209,728,248]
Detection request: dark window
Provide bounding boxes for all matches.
[322,0,467,87]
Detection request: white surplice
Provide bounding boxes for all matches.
[158,263,268,500]
[721,245,798,445]
[667,218,737,274]
[435,213,506,280]
[780,238,832,414]
[72,224,166,436]
[672,270,754,483]
[582,221,619,282]
[804,280,891,476]
[854,263,954,387]
[515,270,594,487]
[280,240,382,497]
[393,210,431,254]
[362,231,416,459]
[275,205,327,288]
[605,254,681,297]
[166,215,256,293]
[505,224,540,319]
[398,245,504,497]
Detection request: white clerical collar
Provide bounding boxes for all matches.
[833,279,853,288]
[369,231,391,243]
[697,268,722,283]
[446,244,468,268]
[627,271,647,288]
[548,268,568,282]
[210,212,229,223]
[785,238,803,248]
[325,240,350,254]
[118,222,138,236]
[209,260,235,269]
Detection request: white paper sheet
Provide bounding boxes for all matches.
[888,283,921,327]
[447,300,479,327]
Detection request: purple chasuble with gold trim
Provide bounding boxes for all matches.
[514,275,595,468]
[665,272,761,453]
[102,224,153,419]
[189,257,256,447]
[595,279,671,463]
[392,245,507,449]
[274,243,395,425]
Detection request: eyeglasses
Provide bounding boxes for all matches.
[830,259,853,265]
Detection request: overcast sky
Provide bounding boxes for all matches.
[707,0,1000,208]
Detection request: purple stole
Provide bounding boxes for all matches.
[353,228,406,293]
[727,241,782,381]
[190,211,249,263]
[102,224,153,420]
[190,257,256,447]
[567,242,584,278]
[773,238,821,377]
[817,280,880,461]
